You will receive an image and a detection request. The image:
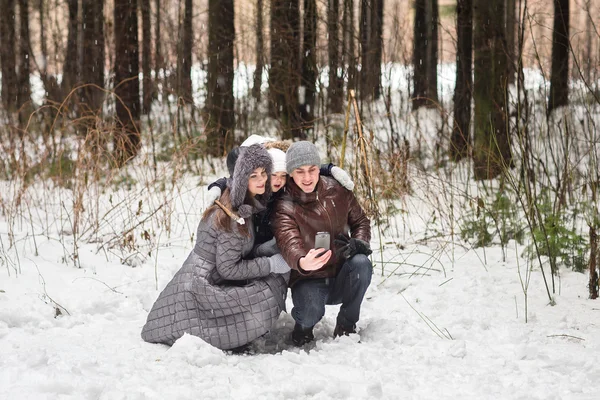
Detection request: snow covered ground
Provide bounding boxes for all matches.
[1,168,599,400]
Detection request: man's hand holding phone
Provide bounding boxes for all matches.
[299,232,332,271]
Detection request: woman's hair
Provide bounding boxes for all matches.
[202,188,250,236]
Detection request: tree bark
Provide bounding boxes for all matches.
[113,0,140,165]
[269,0,301,139]
[17,0,32,110]
[359,0,383,101]
[154,0,161,100]
[359,0,369,100]
[473,0,511,180]
[371,0,383,99]
[141,0,152,113]
[342,0,356,92]
[299,0,317,133]
[328,0,343,113]
[450,0,472,161]
[81,0,104,113]
[548,0,570,114]
[206,0,235,154]
[412,0,427,109]
[0,0,18,112]
[179,0,193,101]
[505,0,516,84]
[426,0,439,105]
[252,0,264,101]
[61,0,78,101]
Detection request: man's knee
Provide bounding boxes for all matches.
[347,254,373,284]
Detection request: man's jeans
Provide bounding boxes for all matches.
[291,254,373,330]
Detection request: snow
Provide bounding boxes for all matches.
[1,170,599,399]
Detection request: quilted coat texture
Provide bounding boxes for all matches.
[141,210,288,350]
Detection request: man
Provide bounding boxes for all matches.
[272,141,373,346]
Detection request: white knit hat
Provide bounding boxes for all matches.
[268,148,287,173]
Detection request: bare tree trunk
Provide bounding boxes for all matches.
[269,0,301,139]
[371,0,383,99]
[426,0,439,105]
[252,0,264,101]
[359,0,383,101]
[113,0,140,165]
[141,0,152,113]
[81,0,104,113]
[1,0,18,112]
[206,0,235,154]
[328,0,343,113]
[359,0,369,100]
[17,0,31,111]
[342,0,356,92]
[154,0,161,100]
[548,0,569,114]
[299,0,317,133]
[179,0,193,101]
[412,0,427,109]
[505,0,516,84]
[61,0,78,101]
[450,0,472,161]
[473,0,511,180]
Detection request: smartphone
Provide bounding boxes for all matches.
[314,232,330,251]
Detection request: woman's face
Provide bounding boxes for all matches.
[247,167,268,196]
[271,171,287,192]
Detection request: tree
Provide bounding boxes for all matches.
[412,0,438,109]
[359,0,383,101]
[252,0,264,101]
[449,0,472,161]
[81,0,105,113]
[328,0,343,113]
[62,0,78,101]
[299,0,317,132]
[113,0,141,165]
[548,0,570,114]
[473,0,511,180]
[342,0,356,92]
[178,0,193,101]
[505,0,516,84]
[140,0,152,113]
[269,0,301,139]
[206,0,235,155]
[17,0,31,112]
[0,0,18,112]
[154,0,161,100]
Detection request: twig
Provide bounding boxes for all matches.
[547,334,585,341]
[215,200,245,225]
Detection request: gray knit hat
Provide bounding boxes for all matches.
[228,144,272,218]
[286,141,321,174]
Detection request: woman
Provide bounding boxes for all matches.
[141,144,290,351]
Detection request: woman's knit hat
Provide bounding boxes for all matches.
[228,144,273,218]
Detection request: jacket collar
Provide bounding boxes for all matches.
[287,176,321,204]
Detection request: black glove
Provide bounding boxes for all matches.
[334,234,372,259]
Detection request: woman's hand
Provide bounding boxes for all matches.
[299,248,332,271]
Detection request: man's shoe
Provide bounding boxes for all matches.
[291,323,315,346]
[333,323,356,338]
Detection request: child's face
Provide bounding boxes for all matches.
[271,172,287,192]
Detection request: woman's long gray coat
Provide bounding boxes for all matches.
[141,212,288,350]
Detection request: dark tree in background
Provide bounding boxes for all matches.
[154,0,162,101]
[141,0,152,114]
[412,0,438,109]
[0,0,18,112]
[17,0,31,112]
[252,0,264,101]
[450,0,472,161]
[81,0,105,113]
[359,0,383,101]
[342,0,356,93]
[299,0,317,132]
[61,0,78,101]
[505,0,516,84]
[328,0,343,113]
[206,0,235,155]
[473,0,511,180]
[179,0,193,101]
[113,0,140,164]
[269,0,301,139]
[548,0,570,114]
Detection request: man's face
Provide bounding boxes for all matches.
[290,165,320,193]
